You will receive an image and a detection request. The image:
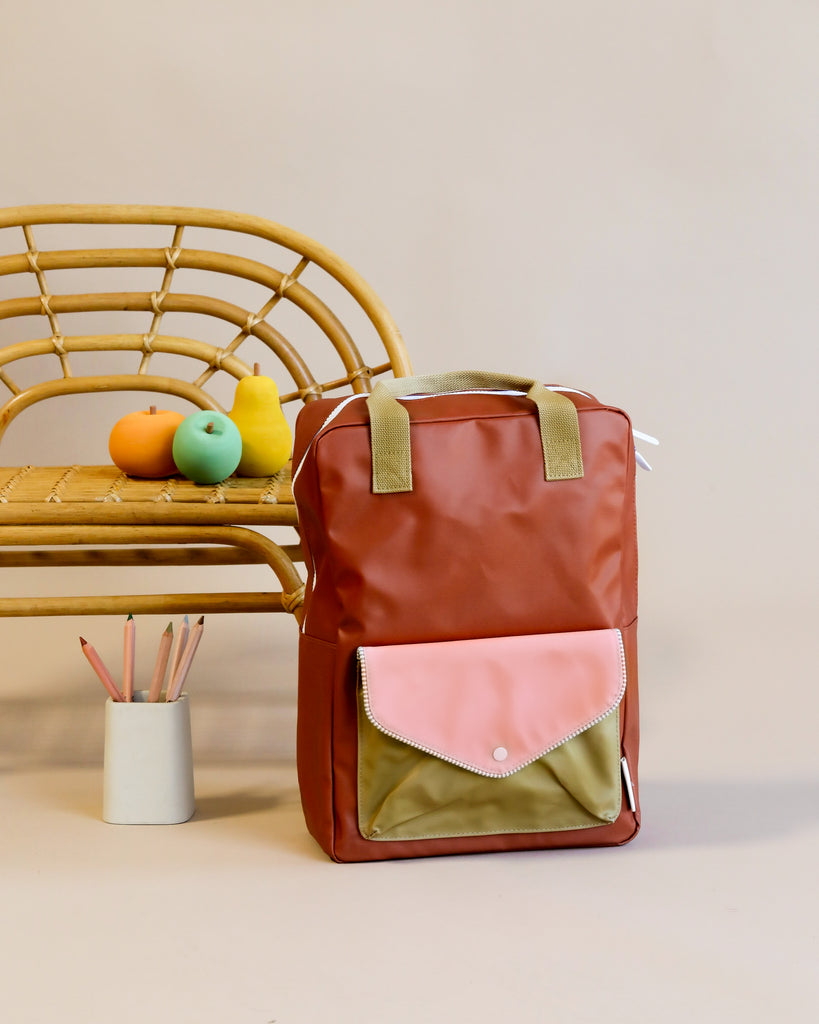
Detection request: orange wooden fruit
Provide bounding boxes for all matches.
[108,407,186,478]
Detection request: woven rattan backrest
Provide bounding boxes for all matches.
[0,205,411,444]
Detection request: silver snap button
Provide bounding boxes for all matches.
[492,746,508,762]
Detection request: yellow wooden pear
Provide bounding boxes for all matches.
[228,364,293,477]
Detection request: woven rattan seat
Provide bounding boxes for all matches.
[0,204,412,621]
[0,465,293,516]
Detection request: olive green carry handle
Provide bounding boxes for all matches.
[366,370,584,494]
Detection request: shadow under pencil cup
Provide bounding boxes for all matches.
[103,690,195,824]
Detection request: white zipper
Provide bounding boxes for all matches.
[632,428,659,472]
[357,629,627,779]
[399,386,594,400]
[293,389,658,481]
[400,389,658,469]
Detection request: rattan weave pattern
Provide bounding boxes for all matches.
[0,464,294,507]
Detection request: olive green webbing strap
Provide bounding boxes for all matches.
[366,370,584,494]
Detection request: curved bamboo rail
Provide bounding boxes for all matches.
[0,525,306,624]
[0,375,221,441]
[0,203,412,624]
[0,291,317,388]
[0,203,412,377]
[0,247,367,386]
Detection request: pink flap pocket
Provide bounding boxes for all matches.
[357,629,626,778]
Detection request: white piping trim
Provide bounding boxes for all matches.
[291,394,366,487]
[293,394,366,633]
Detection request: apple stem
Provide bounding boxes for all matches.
[149,405,157,415]
[206,422,215,434]
[254,363,261,376]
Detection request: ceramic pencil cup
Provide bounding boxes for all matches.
[103,690,195,824]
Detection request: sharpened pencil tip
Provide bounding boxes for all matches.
[79,637,87,645]
[127,613,134,620]
[165,622,173,633]
[197,616,205,625]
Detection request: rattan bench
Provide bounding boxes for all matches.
[0,205,412,623]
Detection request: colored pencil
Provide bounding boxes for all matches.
[166,616,204,701]
[123,613,135,701]
[80,637,125,702]
[147,622,174,702]
[166,614,189,693]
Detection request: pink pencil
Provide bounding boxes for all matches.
[80,638,125,702]
[166,614,189,693]
[147,622,174,702]
[166,616,204,701]
[123,613,135,701]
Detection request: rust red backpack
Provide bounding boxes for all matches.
[292,371,644,862]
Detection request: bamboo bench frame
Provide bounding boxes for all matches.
[0,205,412,623]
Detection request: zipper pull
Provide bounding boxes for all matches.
[633,428,659,472]
[620,756,637,812]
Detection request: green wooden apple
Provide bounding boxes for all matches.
[172,411,242,484]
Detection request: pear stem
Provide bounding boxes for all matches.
[149,405,157,415]
[206,422,214,434]
[254,363,261,376]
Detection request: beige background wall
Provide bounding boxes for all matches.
[2,0,815,737]
[0,3,816,1018]
[2,2,816,758]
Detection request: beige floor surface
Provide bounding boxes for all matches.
[1,605,816,1023]
[2,756,816,1024]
